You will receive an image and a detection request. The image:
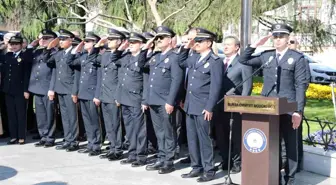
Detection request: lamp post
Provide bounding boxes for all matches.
[240,0,252,54]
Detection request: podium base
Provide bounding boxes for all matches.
[222,176,239,185]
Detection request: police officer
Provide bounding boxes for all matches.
[70,32,102,156]
[116,32,149,167]
[179,28,224,182]
[144,26,184,174]
[96,28,126,160]
[1,34,32,145]
[28,30,58,148]
[142,31,158,155]
[239,23,307,185]
[46,29,80,152]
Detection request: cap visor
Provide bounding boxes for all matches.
[128,38,143,42]
[272,31,289,36]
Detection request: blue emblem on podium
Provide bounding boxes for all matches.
[243,128,267,153]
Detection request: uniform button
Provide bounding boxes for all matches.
[133,91,135,93]
[61,59,63,61]
[37,72,39,74]
[102,84,105,87]
[275,67,278,70]
[151,78,153,81]
[127,68,129,70]
[189,91,191,94]
[194,70,196,72]
[9,74,11,76]
[275,82,277,85]
[80,81,83,83]
[9,65,11,67]
[123,78,125,81]
[58,78,60,80]
[190,84,192,86]
[59,72,61,74]
[105,68,107,70]
[125,73,127,75]
[153,73,155,75]
[275,75,277,77]
[192,76,194,79]
[40,60,42,62]
[9,79,10,81]
[60,65,62,67]
[38,66,40,68]
[122,84,124,86]
[150,85,153,87]
[103,78,105,80]
[36,79,38,81]
[84,72,86,74]
[274,90,277,92]
[155,67,157,69]
[104,73,106,75]
[82,76,84,78]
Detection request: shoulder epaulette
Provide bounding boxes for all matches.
[211,54,219,60]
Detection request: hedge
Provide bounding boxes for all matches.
[252,83,333,100]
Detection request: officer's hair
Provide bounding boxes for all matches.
[223,36,240,48]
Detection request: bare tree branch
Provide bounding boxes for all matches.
[161,0,192,25]
[123,0,133,22]
[142,0,147,31]
[147,0,162,26]
[187,0,214,28]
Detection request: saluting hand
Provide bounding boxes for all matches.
[95,37,108,48]
[292,112,302,130]
[165,103,174,115]
[75,41,85,53]
[143,37,155,50]
[118,40,129,51]
[184,39,195,49]
[251,34,272,48]
[202,110,213,121]
[48,90,55,101]
[47,38,59,50]
[30,39,40,48]
[24,92,30,100]
[93,98,101,106]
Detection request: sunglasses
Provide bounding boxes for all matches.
[59,37,70,41]
[289,40,296,44]
[155,36,170,40]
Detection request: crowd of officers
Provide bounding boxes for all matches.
[0,23,309,184]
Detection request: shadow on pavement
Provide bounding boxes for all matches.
[33,182,68,185]
[0,165,18,181]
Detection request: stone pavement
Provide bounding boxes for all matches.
[0,139,335,185]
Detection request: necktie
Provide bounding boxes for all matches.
[276,53,281,65]
[224,57,230,70]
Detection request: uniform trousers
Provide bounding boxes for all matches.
[80,100,101,151]
[5,94,27,140]
[35,94,55,143]
[101,102,122,154]
[279,114,299,183]
[186,114,215,173]
[121,105,147,162]
[58,94,78,146]
[149,105,177,164]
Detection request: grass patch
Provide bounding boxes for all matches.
[303,99,335,138]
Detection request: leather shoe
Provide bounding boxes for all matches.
[56,144,70,150]
[34,141,46,147]
[146,161,163,171]
[44,142,55,148]
[100,151,114,159]
[78,148,91,154]
[89,150,101,156]
[131,160,146,167]
[66,145,79,152]
[108,153,123,161]
[18,140,26,145]
[230,164,241,174]
[158,165,175,174]
[120,158,136,165]
[196,172,216,182]
[7,139,17,145]
[180,156,191,164]
[181,170,203,178]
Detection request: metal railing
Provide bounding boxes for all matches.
[303,116,336,151]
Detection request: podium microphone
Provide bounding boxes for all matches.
[217,57,273,104]
[219,58,273,185]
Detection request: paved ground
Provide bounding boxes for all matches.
[0,138,335,185]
